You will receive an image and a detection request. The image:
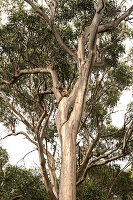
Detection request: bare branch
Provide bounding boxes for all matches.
[17,149,37,165]
[48,68,61,101]
[43,145,58,199]
[10,195,23,200]
[120,0,128,7]
[0,67,62,101]
[24,0,51,24]
[81,0,106,44]
[45,0,57,22]
[94,152,126,166]
[36,133,58,200]
[67,79,79,108]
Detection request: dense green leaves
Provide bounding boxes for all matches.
[1,166,48,200]
[0,146,48,200]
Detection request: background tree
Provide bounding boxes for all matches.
[0,0,133,200]
[77,163,133,200]
[0,146,48,200]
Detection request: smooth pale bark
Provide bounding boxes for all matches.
[57,65,91,200]
[59,124,76,200]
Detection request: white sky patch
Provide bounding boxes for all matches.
[0,125,39,168]
[111,88,132,128]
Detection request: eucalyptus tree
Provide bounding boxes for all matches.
[0,0,133,200]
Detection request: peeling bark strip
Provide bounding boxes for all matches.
[1,1,133,200]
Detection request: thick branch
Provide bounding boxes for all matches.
[98,5,133,33]
[80,0,106,45]
[0,67,51,85]
[0,67,61,101]
[48,68,61,101]
[67,79,79,109]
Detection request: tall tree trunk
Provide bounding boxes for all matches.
[59,124,76,200]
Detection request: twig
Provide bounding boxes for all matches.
[17,149,37,165]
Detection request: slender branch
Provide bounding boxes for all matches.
[43,145,58,199]
[0,92,34,131]
[24,0,51,24]
[36,132,57,200]
[77,151,126,185]
[93,152,127,166]
[48,68,61,101]
[1,131,37,146]
[45,0,57,22]
[36,110,46,132]
[106,162,131,200]
[17,149,37,165]
[24,0,76,59]
[77,125,101,180]
[0,67,61,101]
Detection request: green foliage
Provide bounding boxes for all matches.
[1,165,48,200]
[0,146,8,167]
[0,147,8,187]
